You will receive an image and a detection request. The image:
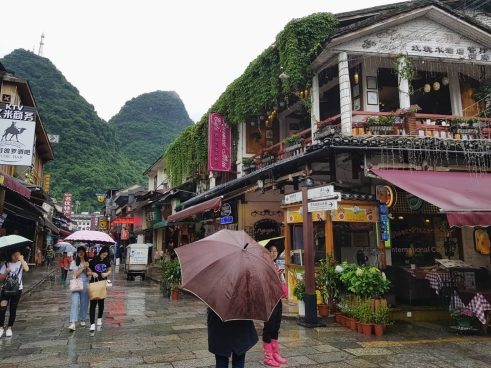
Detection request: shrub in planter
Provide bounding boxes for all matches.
[373,305,392,336]
[159,259,181,299]
[293,279,306,317]
[315,258,340,317]
[358,301,374,337]
[284,135,303,147]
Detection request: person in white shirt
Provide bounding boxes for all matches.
[0,250,29,338]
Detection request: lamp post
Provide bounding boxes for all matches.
[300,176,318,326]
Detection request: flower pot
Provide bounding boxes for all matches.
[339,314,347,326]
[298,300,306,317]
[357,322,363,334]
[361,323,373,336]
[170,289,180,301]
[374,324,384,337]
[318,303,329,317]
[334,313,342,324]
[349,318,357,331]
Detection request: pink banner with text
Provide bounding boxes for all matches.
[208,112,231,172]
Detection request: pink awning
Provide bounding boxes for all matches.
[371,169,491,227]
[167,197,221,223]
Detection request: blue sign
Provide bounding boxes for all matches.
[220,216,234,225]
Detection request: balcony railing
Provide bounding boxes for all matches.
[242,112,491,174]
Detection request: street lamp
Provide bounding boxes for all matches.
[300,176,318,326]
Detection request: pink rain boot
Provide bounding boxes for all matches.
[271,339,288,365]
[263,342,281,367]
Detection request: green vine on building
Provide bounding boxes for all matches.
[164,12,338,187]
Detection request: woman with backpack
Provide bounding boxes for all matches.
[0,250,29,338]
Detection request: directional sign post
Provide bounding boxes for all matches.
[308,199,338,212]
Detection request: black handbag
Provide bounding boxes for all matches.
[2,262,22,295]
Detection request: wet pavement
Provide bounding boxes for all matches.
[1,267,491,368]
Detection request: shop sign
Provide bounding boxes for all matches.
[98,217,108,230]
[62,192,72,219]
[379,205,391,243]
[220,203,232,217]
[219,216,234,225]
[331,205,378,223]
[96,193,106,203]
[112,217,139,225]
[208,112,231,172]
[308,199,338,212]
[284,192,302,205]
[286,207,326,223]
[407,194,423,211]
[43,174,51,193]
[253,219,281,241]
[91,215,99,230]
[376,185,396,207]
[0,104,36,166]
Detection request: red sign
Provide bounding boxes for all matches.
[208,112,231,172]
[90,215,99,230]
[62,193,72,219]
[112,217,140,225]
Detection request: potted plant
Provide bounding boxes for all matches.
[358,301,374,337]
[284,135,303,152]
[366,116,395,133]
[242,157,256,174]
[315,258,339,317]
[160,259,181,300]
[293,279,305,317]
[373,305,391,337]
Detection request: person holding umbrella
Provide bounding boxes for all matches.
[0,249,29,338]
[262,245,288,367]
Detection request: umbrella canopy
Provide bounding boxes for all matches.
[258,236,285,254]
[175,229,283,322]
[56,244,77,254]
[54,241,71,248]
[65,230,115,244]
[0,235,32,250]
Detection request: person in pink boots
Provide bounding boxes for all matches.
[263,245,287,367]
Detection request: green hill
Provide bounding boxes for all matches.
[109,91,192,168]
[1,49,145,211]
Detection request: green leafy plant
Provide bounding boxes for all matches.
[392,54,416,82]
[242,157,254,167]
[284,135,303,146]
[358,300,375,324]
[159,258,181,293]
[367,116,396,126]
[315,258,340,306]
[373,305,392,326]
[293,279,305,301]
[338,262,391,299]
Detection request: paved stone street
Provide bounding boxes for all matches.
[1,268,491,368]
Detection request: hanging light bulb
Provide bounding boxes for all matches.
[442,76,449,86]
[354,72,359,84]
[424,83,431,93]
[433,81,441,91]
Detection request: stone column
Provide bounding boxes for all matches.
[338,52,352,135]
[398,57,411,109]
[311,73,320,142]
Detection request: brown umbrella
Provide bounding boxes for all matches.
[175,229,283,321]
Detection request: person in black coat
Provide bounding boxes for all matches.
[207,308,258,368]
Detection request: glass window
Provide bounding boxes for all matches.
[290,222,327,266]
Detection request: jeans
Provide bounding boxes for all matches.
[61,268,68,282]
[215,353,245,368]
[89,299,104,324]
[70,279,89,322]
[0,290,22,327]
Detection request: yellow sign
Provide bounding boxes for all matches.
[331,204,378,223]
[96,194,105,203]
[43,174,51,193]
[376,185,396,207]
[98,218,108,230]
[0,175,4,186]
[286,207,326,223]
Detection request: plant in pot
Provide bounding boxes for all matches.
[160,259,181,300]
[358,300,374,337]
[284,135,303,152]
[293,279,306,318]
[315,258,339,318]
[373,305,391,337]
[242,157,255,174]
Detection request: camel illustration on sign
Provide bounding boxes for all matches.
[1,122,27,142]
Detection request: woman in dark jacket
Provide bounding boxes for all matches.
[207,308,258,368]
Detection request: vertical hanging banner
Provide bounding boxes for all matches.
[208,112,231,172]
[63,193,73,219]
[0,104,36,166]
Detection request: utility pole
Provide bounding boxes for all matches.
[38,33,45,56]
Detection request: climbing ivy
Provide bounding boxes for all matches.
[165,12,338,186]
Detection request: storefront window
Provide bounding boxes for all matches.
[333,222,377,265]
[289,222,327,266]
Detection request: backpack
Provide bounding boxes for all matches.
[2,262,22,295]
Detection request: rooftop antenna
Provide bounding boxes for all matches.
[38,32,45,56]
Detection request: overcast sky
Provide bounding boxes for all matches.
[0,0,406,122]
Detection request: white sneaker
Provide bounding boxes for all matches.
[89,324,95,332]
[0,327,4,338]
[80,321,86,327]
[5,328,12,337]
[96,318,102,326]
[68,322,76,331]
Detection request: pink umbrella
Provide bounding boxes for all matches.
[64,230,115,244]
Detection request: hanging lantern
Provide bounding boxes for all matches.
[442,76,449,86]
[354,72,359,84]
[424,83,431,93]
[304,89,309,97]
[299,91,304,98]
[433,81,441,91]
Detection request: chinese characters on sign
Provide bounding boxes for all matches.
[63,193,73,219]
[43,174,51,193]
[208,113,231,172]
[0,104,36,166]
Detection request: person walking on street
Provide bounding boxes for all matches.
[0,250,29,338]
[45,244,54,268]
[68,246,90,331]
[262,245,287,367]
[207,308,258,368]
[59,252,71,284]
[88,246,111,333]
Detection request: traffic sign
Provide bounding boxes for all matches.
[308,185,334,200]
[284,192,302,204]
[308,199,338,212]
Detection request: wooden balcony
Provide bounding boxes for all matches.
[241,112,491,174]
